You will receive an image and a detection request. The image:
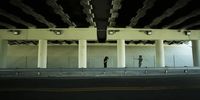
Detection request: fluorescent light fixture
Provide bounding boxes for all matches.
[55,31,62,35]
[139,30,152,35]
[9,30,21,35]
[50,29,63,35]
[13,31,20,35]
[184,30,191,36]
[145,31,152,35]
[108,30,120,35]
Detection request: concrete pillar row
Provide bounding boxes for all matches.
[37,40,47,68]
[117,39,125,68]
[155,40,165,67]
[192,40,200,66]
[0,40,8,68]
[78,40,87,68]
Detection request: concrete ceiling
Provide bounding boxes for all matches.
[0,0,198,44]
[0,0,199,29]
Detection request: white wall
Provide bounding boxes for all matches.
[6,44,193,68]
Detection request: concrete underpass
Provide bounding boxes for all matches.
[0,0,200,100]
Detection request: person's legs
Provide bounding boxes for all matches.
[139,62,141,67]
[104,63,107,68]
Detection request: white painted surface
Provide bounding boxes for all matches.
[0,28,97,40]
[117,39,125,68]
[37,40,47,68]
[107,28,200,40]
[0,28,200,40]
[78,40,87,68]
[155,40,165,67]
[6,44,193,68]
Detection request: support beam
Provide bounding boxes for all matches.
[47,0,76,27]
[182,20,200,29]
[37,40,47,68]
[109,0,123,27]
[107,28,200,40]
[147,0,190,28]
[192,40,200,66]
[0,28,97,40]
[0,8,35,28]
[10,0,55,28]
[0,22,16,29]
[155,40,165,67]
[0,28,200,40]
[0,40,8,68]
[164,9,200,29]
[129,0,156,27]
[78,40,87,68]
[117,39,125,68]
[92,0,111,42]
[81,0,96,26]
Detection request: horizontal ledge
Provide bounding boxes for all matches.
[0,28,200,40]
[0,28,97,40]
[107,28,200,40]
[0,67,199,78]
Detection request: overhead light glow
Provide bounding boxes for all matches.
[9,30,21,35]
[145,31,152,35]
[50,29,63,35]
[139,30,152,35]
[184,30,191,36]
[108,30,120,35]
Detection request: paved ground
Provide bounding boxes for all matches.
[0,75,200,100]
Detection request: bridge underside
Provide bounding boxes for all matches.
[1,0,200,99]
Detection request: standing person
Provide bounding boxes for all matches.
[138,55,143,68]
[104,56,109,68]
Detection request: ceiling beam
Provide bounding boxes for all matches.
[80,0,96,27]
[0,9,35,28]
[107,28,200,40]
[0,28,97,40]
[129,0,156,27]
[10,0,56,28]
[0,22,16,29]
[108,0,123,27]
[46,0,76,27]
[164,9,200,29]
[1,28,199,40]
[146,0,190,28]
[91,0,112,42]
[182,20,200,29]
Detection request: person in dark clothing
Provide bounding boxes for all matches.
[104,56,109,68]
[138,55,143,68]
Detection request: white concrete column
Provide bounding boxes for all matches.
[192,40,200,66]
[37,40,47,68]
[0,40,8,68]
[155,40,165,67]
[117,39,125,68]
[78,40,87,68]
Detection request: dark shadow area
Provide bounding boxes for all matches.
[1,90,200,100]
[0,76,200,100]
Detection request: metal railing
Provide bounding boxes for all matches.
[0,67,200,78]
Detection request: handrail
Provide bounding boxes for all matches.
[0,67,200,78]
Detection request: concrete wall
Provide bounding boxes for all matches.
[6,44,193,68]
